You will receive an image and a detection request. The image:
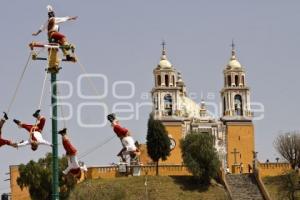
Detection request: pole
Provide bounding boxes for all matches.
[51,72,59,200]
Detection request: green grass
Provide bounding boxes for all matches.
[68,176,229,200]
[263,175,300,200]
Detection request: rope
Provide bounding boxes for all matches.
[38,71,48,110]
[60,101,67,128]
[74,53,103,97]
[73,53,115,159]
[7,52,32,114]
[32,70,48,128]
[79,135,116,159]
[57,88,67,128]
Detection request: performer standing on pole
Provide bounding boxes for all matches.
[32,5,78,62]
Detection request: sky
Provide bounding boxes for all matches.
[1,0,300,193]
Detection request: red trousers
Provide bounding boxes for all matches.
[0,138,11,147]
[70,168,81,175]
[0,119,11,146]
[63,138,77,156]
[49,32,66,45]
[21,117,46,133]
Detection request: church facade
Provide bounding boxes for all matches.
[146,42,254,173]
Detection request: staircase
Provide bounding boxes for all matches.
[226,174,264,200]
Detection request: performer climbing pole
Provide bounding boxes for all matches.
[29,5,78,200]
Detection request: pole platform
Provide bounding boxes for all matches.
[29,42,75,52]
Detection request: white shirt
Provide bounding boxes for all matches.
[39,17,70,32]
[17,131,52,147]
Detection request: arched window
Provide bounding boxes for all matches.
[172,75,175,86]
[165,75,169,87]
[234,94,243,116]
[223,97,226,115]
[154,94,158,110]
[164,94,172,116]
[242,76,245,86]
[157,75,161,86]
[227,75,231,87]
[235,75,239,86]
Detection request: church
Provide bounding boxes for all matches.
[141,42,255,174]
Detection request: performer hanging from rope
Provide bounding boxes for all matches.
[32,5,78,62]
[107,113,140,162]
[0,112,17,148]
[14,110,52,150]
[58,128,87,179]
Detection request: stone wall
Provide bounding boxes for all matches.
[86,164,191,179]
[257,162,291,177]
[9,165,30,200]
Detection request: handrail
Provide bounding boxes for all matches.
[253,168,272,200]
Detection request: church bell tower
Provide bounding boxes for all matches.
[221,42,254,174]
[151,42,185,119]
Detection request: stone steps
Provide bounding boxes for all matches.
[226,174,264,200]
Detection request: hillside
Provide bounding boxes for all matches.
[263,175,300,200]
[69,176,229,200]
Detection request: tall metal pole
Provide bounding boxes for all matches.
[51,72,59,200]
[29,43,61,200]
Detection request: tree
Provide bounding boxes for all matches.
[146,114,171,175]
[277,171,300,200]
[181,132,220,184]
[274,131,300,169]
[17,153,77,200]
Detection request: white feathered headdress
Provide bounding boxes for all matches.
[47,5,53,12]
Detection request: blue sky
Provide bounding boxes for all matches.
[1,0,300,193]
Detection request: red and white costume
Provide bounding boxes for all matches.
[62,137,87,175]
[39,17,72,44]
[17,131,52,147]
[0,119,12,147]
[113,124,138,154]
[20,116,46,133]
[17,116,52,147]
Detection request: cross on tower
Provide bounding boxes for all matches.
[231,148,240,165]
[161,40,166,55]
[161,40,166,50]
[231,39,235,50]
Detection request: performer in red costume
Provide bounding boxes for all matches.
[0,112,17,148]
[32,5,78,62]
[58,128,87,179]
[14,110,52,151]
[107,113,140,162]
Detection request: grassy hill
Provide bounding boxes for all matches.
[68,176,229,200]
[263,175,300,200]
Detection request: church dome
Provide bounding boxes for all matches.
[157,41,173,69]
[227,57,242,69]
[159,55,172,68]
[227,42,242,69]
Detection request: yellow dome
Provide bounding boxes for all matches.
[159,55,172,68]
[228,57,242,68]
